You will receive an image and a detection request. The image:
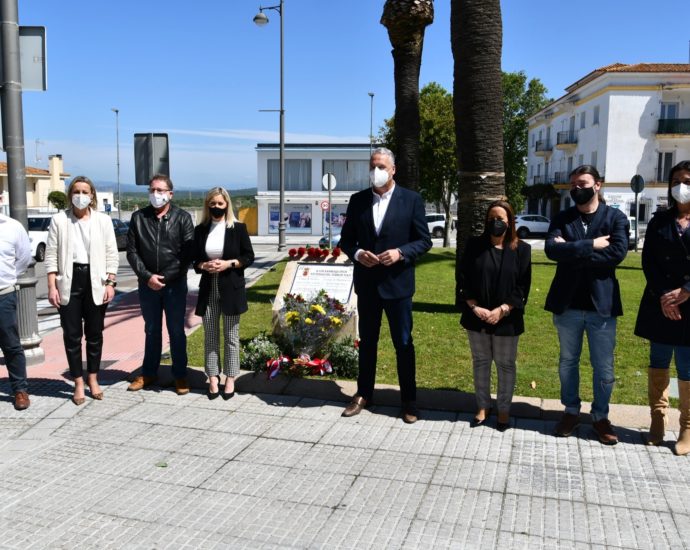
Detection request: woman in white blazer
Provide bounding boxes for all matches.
[46,176,119,405]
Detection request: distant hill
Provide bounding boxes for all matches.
[96,181,257,196]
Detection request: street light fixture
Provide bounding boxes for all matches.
[368,92,375,157]
[111,107,121,220]
[254,1,286,251]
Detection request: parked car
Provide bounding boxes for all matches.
[425,213,456,238]
[111,218,128,250]
[27,215,52,262]
[627,216,637,250]
[319,227,342,248]
[515,214,550,238]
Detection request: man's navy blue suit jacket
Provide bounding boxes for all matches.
[339,185,432,300]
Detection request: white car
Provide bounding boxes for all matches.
[27,215,52,262]
[426,213,456,238]
[515,214,550,238]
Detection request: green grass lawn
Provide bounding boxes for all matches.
[187,249,652,405]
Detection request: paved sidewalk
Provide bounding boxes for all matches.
[1,239,689,548]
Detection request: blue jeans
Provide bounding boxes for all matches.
[553,309,617,422]
[0,292,28,393]
[650,342,690,381]
[138,277,188,379]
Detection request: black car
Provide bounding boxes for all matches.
[111,218,128,250]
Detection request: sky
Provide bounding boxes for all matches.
[5,0,690,190]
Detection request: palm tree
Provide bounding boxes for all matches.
[381,0,434,190]
[451,0,504,250]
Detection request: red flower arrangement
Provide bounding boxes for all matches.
[331,247,341,258]
[297,247,306,256]
[288,248,298,258]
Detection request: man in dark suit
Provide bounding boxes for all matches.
[545,165,629,445]
[338,147,432,423]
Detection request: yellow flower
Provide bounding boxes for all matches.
[285,311,299,324]
[304,318,314,325]
[329,316,342,326]
[310,304,326,316]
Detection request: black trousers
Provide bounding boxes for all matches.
[356,290,416,403]
[58,264,108,378]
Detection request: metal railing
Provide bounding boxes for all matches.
[533,175,546,185]
[556,131,577,145]
[535,139,552,152]
[657,119,690,134]
[552,171,568,184]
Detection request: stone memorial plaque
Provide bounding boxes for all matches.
[289,262,354,304]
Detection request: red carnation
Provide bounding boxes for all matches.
[321,249,329,258]
[297,247,306,256]
[331,247,341,258]
[288,248,297,257]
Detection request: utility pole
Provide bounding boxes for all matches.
[1,0,43,364]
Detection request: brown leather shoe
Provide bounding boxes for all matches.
[402,401,419,424]
[175,379,190,396]
[554,413,580,437]
[127,376,157,392]
[13,391,30,411]
[341,395,367,417]
[592,418,618,445]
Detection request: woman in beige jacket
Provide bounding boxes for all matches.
[46,176,119,405]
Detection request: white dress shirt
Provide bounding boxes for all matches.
[355,184,396,261]
[0,213,32,289]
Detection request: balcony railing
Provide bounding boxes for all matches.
[657,119,690,134]
[533,175,545,185]
[535,139,552,152]
[556,131,578,145]
[552,171,568,184]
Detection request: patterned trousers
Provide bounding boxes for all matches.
[203,274,241,378]
[466,330,519,414]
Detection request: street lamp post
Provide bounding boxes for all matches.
[368,92,375,156]
[111,108,121,220]
[254,0,286,251]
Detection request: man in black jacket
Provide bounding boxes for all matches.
[545,165,629,445]
[126,174,195,395]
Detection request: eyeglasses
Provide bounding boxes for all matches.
[149,188,170,193]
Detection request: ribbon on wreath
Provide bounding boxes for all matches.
[266,356,291,380]
[293,354,333,376]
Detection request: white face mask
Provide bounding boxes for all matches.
[71,193,91,210]
[671,183,690,205]
[369,167,389,188]
[149,192,170,209]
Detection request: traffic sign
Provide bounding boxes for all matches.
[322,173,337,190]
[320,200,329,211]
[630,174,645,193]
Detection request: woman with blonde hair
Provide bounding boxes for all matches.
[193,187,254,399]
[46,176,119,405]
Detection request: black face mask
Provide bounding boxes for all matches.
[570,186,595,206]
[488,219,507,237]
[209,207,227,218]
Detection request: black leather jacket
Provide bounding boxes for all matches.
[126,203,195,284]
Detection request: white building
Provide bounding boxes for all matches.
[255,143,374,236]
[526,63,690,225]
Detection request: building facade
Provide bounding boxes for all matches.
[255,143,375,236]
[526,63,690,226]
[0,154,69,215]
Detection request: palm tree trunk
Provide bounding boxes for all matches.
[451,0,504,251]
[382,0,434,190]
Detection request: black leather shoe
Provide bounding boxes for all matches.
[496,421,510,432]
[342,395,367,417]
[470,408,491,428]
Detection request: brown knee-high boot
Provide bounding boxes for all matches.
[647,368,670,445]
[675,380,690,456]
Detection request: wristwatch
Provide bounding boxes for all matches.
[105,279,117,288]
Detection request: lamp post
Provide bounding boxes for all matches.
[368,92,375,156]
[254,1,286,251]
[111,108,121,220]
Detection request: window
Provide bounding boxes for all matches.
[267,159,311,191]
[593,105,600,125]
[567,156,573,174]
[657,151,675,182]
[578,154,584,167]
[322,160,369,191]
[590,151,597,169]
[580,112,586,129]
[661,102,679,119]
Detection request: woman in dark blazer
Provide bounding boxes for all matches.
[635,160,690,454]
[193,188,254,399]
[456,200,532,431]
